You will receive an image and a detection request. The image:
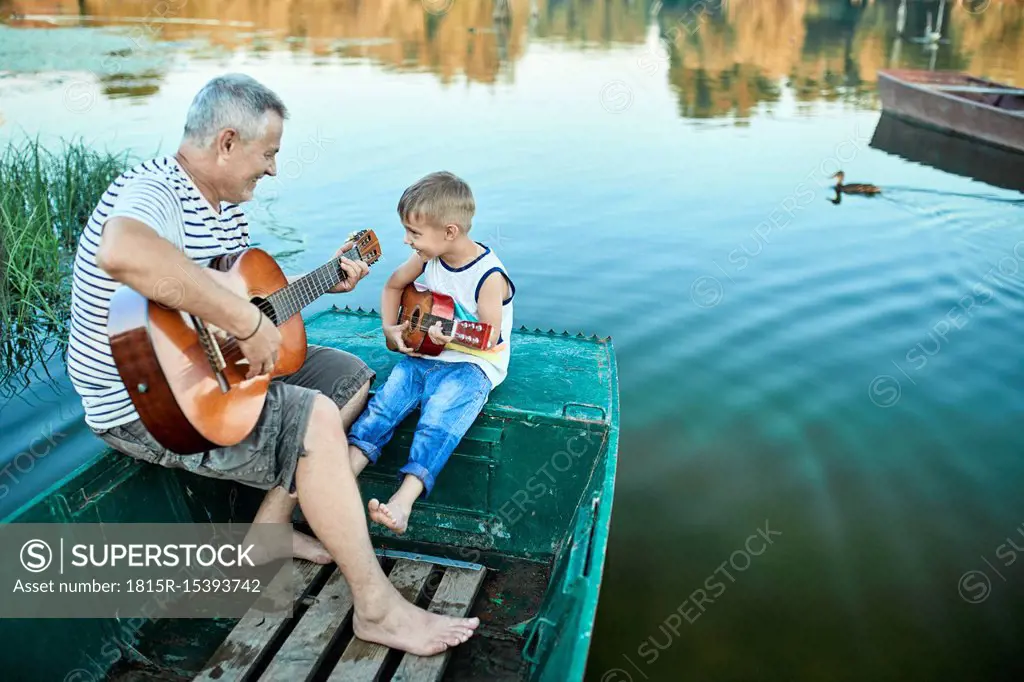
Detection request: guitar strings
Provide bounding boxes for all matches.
[267,246,359,321]
[219,243,368,345]
[405,311,454,333]
[197,241,379,372]
[402,313,488,343]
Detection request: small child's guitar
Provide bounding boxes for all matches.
[396,282,494,356]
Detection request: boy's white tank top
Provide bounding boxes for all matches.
[421,243,515,387]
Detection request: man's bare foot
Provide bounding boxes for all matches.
[244,529,331,565]
[353,592,480,656]
[291,530,332,564]
[368,498,411,534]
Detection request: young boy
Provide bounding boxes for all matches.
[347,171,515,534]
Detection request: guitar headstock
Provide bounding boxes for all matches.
[452,321,493,350]
[346,229,382,267]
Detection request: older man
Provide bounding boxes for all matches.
[66,73,478,655]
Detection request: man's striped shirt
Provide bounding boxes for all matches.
[67,156,250,431]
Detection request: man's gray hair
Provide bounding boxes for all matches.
[183,73,288,147]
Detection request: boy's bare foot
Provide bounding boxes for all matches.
[367,475,423,535]
[353,592,479,656]
[368,498,411,534]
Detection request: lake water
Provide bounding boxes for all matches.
[2,0,1024,680]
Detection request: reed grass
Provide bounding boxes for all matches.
[0,138,130,391]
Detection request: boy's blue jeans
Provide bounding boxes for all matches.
[348,357,491,496]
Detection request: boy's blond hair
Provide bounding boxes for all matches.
[397,171,475,233]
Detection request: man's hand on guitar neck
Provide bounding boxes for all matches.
[284,242,369,292]
[329,241,370,294]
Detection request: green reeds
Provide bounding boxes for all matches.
[0,138,130,391]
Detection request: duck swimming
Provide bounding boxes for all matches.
[832,171,881,195]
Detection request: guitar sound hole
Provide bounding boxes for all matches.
[251,297,278,326]
[411,310,421,328]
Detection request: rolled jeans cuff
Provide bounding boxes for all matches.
[348,437,382,465]
[398,462,436,498]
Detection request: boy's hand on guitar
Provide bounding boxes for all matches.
[234,305,282,379]
[329,242,370,293]
[383,321,423,357]
[427,321,453,346]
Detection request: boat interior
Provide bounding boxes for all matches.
[909,72,1024,112]
[882,69,1024,112]
[934,83,1024,112]
[0,308,620,682]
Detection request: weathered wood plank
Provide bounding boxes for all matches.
[326,559,434,682]
[194,560,330,682]
[258,565,357,681]
[391,566,486,682]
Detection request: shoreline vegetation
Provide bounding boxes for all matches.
[0,138,130,394]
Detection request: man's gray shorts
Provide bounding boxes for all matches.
[92,345,375,494]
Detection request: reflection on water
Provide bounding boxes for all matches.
[1,0,1022,116]
[871,112,1024,193]
[661,0,1024,117]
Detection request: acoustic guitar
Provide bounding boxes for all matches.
[395,282,494,356]
[107,230,382,454]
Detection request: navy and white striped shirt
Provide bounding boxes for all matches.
[67,156,250,430]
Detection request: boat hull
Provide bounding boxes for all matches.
[877,69,1024,154]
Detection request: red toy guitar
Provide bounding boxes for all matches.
[395,282,494,356]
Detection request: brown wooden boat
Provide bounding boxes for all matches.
[877,69,1024,154]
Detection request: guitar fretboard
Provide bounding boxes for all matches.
[265,243,362,324]
[409,312,490,349]
[411,312,455,336]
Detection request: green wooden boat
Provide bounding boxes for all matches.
[0,307,619,681]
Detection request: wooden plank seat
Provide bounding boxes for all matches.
[194,554,486,682]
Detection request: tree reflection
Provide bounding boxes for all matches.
[2,0,1021,117]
